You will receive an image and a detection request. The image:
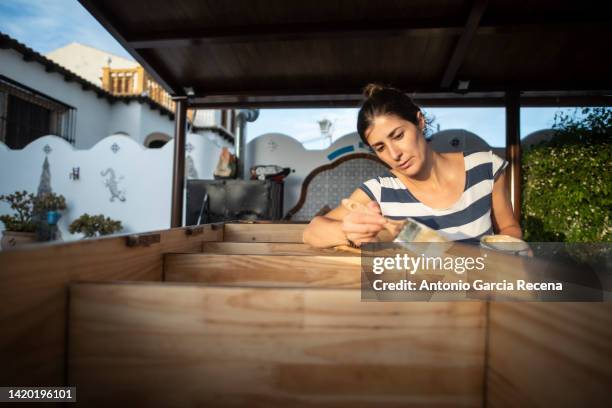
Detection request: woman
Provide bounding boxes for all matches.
[303,84,521,248]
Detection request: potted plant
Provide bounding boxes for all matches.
[36,192,67,225]
[0,191,37,249]
[68,213,123,238]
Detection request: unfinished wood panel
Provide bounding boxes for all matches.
[224,223,306,243]
[201,242,351,256]
[165,254,363,288]
[0,225,222,387]
[69,283,486,407]
[487,302,612,408]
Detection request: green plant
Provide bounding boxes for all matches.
[68,213,123,238]
[36,192,67,212]
[522,107,611,242]
[0,191,37,232]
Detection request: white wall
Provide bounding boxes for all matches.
[246,132,370,212]
[0,132,230,241]
[106,101,142,141]
[0,48,174,149]
[136,104,176,145]
[193,110,221,127]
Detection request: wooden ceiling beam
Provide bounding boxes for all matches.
[187,92,612,109]
[440,0,488,89]
[126,18,465,49]
[124,12,609,50]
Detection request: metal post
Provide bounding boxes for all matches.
[171,97,187,227]
[235,111,245,179]
[235,109,260,179]
[505,90,521,221]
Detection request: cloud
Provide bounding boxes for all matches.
[0,0,133,59]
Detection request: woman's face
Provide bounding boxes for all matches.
[365,113,427,177]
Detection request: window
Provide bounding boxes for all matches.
[0,75,75,148]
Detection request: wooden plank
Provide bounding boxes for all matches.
[171,97,188,227]
[224,223,306,243]
[0,225,222,387]
[505,90,521,220]
[440,0,488,88]
[166,247,550,297]
[201,242,352,256]
[486,302,612,407]
[127,20,465,49]
[69,283,486,407]
[164,254,363,288]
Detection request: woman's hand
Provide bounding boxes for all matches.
[341,201,387,246]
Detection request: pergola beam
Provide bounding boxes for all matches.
[171,97,188,227]
[127,19,464,49]
[187,93,612,109]
[505,90,521,222]
[440,0,488,89]
[126,13,607,49]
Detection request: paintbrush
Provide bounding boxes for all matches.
[341,198,448,243]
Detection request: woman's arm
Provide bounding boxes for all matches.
[303,189,386,248]
[491,170,522,238]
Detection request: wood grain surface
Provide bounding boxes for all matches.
[0,225,222,386]
[164,254,363,288]
[201,242,352,256]
[69,283,486,407]
[487,302,612,408]
[224,223,306,243]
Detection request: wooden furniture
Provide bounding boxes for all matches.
[0,225,222,386]
[69,283,486,407]
[1,222,611,407]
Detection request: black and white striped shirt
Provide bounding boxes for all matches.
[359,150,508,242]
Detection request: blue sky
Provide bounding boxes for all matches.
[246,107,573,148]
[0,0,577,149]
[0,0,132,59]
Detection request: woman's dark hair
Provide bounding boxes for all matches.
[357,84,422,146]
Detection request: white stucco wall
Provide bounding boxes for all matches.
[246,132,370,211]
[0,47,174,148]
[193,110,222,127]
[135,104,175,145]
[106,99,176,146]
[0,132,232,242]
[106,100,142,141]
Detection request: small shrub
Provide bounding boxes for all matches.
[0,191,37,232]
[68,214,123,238]
[36,192,67,212]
